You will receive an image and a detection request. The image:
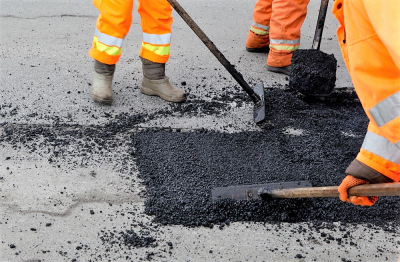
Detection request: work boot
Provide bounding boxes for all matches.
[267,65,291,76]
[91,60,115,104]
[246,30,270,53]
[140,57,186,102]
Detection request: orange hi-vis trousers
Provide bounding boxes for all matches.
[89,0,173,65]
[333,0,400,182]
[250,0,310,67]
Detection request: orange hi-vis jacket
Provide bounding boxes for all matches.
[333,0,400,182]
[250,0,310,67]
[89,0,173,65]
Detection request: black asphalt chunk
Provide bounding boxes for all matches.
[289,49,337,96]
[101,230,157,249]
[132,88,399,228]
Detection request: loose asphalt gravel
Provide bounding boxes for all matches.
[2,85,399,259]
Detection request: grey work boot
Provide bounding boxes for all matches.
[267,65,291,76]
[91,60,115,104]
[140,57,186,102]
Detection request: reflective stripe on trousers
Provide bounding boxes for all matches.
[141,32,171,58]
[250,22,269,35]
[89,0,173,65]
[270,38,300,51]
[92,29,123,57]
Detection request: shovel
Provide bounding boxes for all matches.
[167,0,266,124]
[212,181,400,201]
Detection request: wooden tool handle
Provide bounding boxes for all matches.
[267,183,400,198]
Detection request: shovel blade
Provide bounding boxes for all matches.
[253,83,266,124]
[211,181,313,202]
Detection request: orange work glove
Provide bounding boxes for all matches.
[338,175,378,206]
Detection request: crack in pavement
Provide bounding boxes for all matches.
[0,192,144,217]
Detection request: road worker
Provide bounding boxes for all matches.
[89,0,186,104]
[334,0,400,206]
[245,0,310,75]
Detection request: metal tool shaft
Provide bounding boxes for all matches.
[312,0,330,50]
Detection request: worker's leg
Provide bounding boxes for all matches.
[89,0,134,103]
[245,0,273,53]
[336,0,400,182]
[267,0,309,75]
[138,0,186,102]
[89,0,133,65]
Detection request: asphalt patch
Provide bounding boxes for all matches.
[132,88,399,228]
[289,49,337,96]
[2,86,398,237]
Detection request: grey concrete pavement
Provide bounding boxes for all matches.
[1,0,398,261]
[0,0,351,128]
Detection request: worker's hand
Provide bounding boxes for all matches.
[340,159,393,206]
[338,175,378,206]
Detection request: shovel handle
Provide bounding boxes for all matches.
[166,0,261,104]
[312,0,330,50]
[265,183,400,198]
